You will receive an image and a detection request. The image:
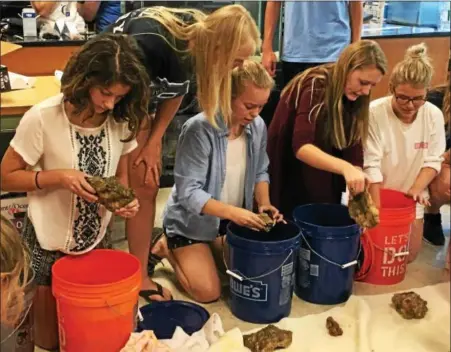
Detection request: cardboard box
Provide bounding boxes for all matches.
[0,193,28,234]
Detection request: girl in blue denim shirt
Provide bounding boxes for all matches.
[149,61,284,303]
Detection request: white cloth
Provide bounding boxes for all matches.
[220,133,247,207]
[121,313,225,352]
[364,97,446,218]
[10,94,137,253]
[211,283,450,352]
[37,1,85,38]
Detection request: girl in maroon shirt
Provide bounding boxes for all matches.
[267,40,387,217]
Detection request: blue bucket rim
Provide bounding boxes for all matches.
[137,300,210,337]
[292,203,359,232]
[226,220,301,246]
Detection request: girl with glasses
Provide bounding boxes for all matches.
[364,43,447,263]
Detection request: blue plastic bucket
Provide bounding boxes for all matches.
[293,204,361,305]
[137,301,210,339]
[226,221,301,324]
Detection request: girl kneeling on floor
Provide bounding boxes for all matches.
[150,61,284,303]
[0,33,146,350]
[364,43,447,263]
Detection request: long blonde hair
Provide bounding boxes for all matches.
[389,43,434,92]
[231,60,275,98]
[282,40,387,150]
[0,215,30,326]
[137,5,261,127]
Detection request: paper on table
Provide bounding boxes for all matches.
[8,72,36,90]
[54,70,63,81]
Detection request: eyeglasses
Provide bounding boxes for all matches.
[394,94,426,107]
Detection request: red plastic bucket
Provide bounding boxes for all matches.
[356,189,415,285]
[52,250,141,352]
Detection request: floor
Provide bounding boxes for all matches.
[35,188,451,351]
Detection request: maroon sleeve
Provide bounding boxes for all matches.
[291,83,319,155]
[342,141,364,168]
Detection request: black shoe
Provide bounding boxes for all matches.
[423,213,445,246]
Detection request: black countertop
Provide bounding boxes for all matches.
[3,23,449,47]
[10,37,87,47]
[362,23,450,39]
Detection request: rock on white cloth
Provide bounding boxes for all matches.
[209,283,450,352]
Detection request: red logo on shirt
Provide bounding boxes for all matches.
[414,142,428,149]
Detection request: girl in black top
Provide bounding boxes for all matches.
[107,5,261,302]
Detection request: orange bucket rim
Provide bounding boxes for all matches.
[379,189,416,211]
[52,249,141,289]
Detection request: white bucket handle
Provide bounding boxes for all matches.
[300,232,361,270]
[222,237,294,282]
[369,222,412,259]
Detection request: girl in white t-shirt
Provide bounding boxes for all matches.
[364,43,446,263]
[0,33,149,350]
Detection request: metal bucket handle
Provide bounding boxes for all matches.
[364,223,412,259]
[300,232,361,270]
[222,236,294,282]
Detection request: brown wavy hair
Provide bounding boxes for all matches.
[432,79,451,129]
[428,58,450,132]
[1,215,30,326]
[61,33,150,141]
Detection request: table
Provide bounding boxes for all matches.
[1,76,61,117]
[1,40,83,77]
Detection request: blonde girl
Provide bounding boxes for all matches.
[149,61,282,303]
[267,40,387,216]
[0,215,30,327]
[364,43,446,263]
[107,4,261,302]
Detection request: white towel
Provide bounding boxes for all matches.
[210,283,451,352]
[121,313,225,352]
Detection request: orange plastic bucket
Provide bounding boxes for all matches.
[52,249,141,352]
[356,189,415,285]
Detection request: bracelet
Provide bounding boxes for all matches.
[35,171,42,190]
